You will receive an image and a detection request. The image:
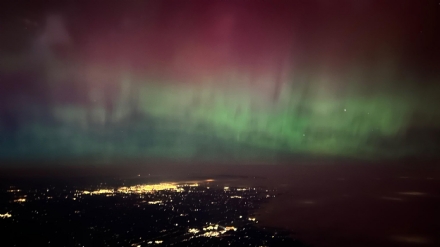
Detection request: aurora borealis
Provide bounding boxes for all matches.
[0,0,439,162]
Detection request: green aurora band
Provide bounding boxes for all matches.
[2,62,439,161]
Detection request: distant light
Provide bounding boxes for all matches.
[188,228,199,234]
[117,183,184,194]
[0,213,12,218]
[7,189,21,193]
[344,109,346,112]
[224,226,237,231]
[201,231,220,237]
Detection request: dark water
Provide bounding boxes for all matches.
[252,164,440,247]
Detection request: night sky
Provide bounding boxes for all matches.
[0,0,439,163]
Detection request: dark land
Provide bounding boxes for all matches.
[0,169,304,247]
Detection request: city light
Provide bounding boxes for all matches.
[77,182,200,197]
[117,183,183,194]
[0,179,286,245]
[0,213,12,218]
[188,228,200,234]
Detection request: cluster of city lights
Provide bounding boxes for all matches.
[188,228,200,234]
[77,182,202,197]
[117,183,185,194]
[82,189,114,195]
[3,180,273,247]
[147,201,162,205]
[202,231,220,237]
[0,213,12,218]
[186,224,238,238]
[144,240,163,244]
[7,189,21,193]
